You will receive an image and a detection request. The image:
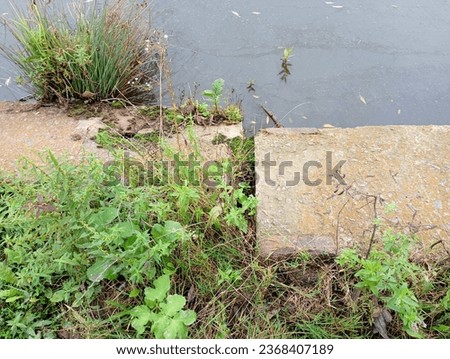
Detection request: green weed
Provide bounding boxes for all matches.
[203,78,224,113]
[224,104,243,123]
[1,1,159,102]
[337,231,448,338]
[129,274,196,338]
[1,106,448,339]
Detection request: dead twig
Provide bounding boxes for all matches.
[365,195,379,259]
[261,105,283,128]
[335,199,350,255]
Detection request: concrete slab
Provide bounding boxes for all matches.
[0,102,111,172]
[255,126,450,260]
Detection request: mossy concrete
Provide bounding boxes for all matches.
[255,126,450,261]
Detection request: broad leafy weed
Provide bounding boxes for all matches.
[337,231,449,338]
[0,137,257,338]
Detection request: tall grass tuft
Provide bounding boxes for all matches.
[1,0,160,102]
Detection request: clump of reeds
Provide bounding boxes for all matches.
[1,0,161,102]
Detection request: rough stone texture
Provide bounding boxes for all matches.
[0,101,243,175]
[255,126,450,260]
[166,123,243,162]
[0,102,111,172]
[73,118,107,140]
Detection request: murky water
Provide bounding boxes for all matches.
[1,0,450,130]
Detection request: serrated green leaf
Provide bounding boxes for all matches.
[0,262,17,284]
[130,305,152,319]
[90,207,118,226]
[440,288,450,310]
[0,289,23,300]
[165,319,188,339]
[151,315,190,339]
[130,305,154,335]
[151,223,165,241]
[178,309,197,326]
[202,90,215,98]
[6,296,23,303]
[161,295,186,317]
[114,222,138,239]
[145,275,170,304]
[151,221,184,244]
[50,290,66,303]
[129,288,140,298]
[212,78,224,94]
[151,315,171,339]
[164,221,183,236]
[86,258,116,282]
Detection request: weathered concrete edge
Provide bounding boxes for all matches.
[258,234,337,260]
[255,125,450,261]
[261,125,450,136]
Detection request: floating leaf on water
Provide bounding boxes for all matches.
[359,94,367,105]
[231,11,241,18]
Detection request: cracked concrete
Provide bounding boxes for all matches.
[255,126,450,261]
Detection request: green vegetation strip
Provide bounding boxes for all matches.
[0,136,448,338]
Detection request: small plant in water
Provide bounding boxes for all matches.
[279,47,293,82]
[282,47,294,62]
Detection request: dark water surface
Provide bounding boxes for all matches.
[1,0,450,129]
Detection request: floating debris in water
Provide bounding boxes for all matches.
[5,77,11,87]
[231,11,241,18]
[252,12,261,15]
[359,94,367,105]
[324,1,334,4]
[332,5,344,9]
[246,80,255,92]
[397,109,401,115]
